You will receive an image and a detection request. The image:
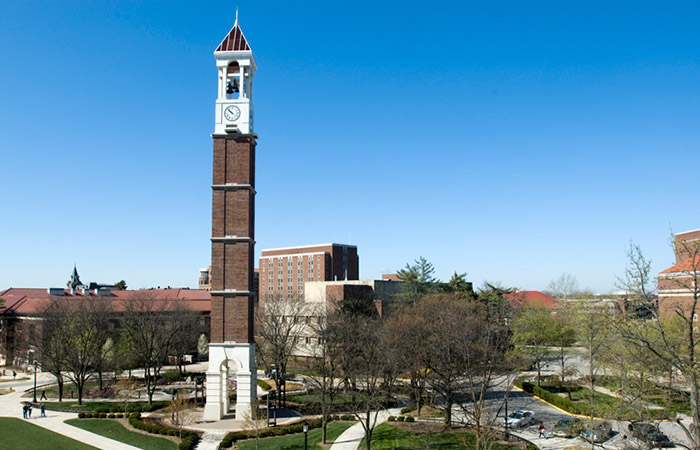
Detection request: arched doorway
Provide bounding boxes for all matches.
[203,343,257,420]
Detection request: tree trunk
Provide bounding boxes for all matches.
[444,391,453,425]
[57,378,64,402]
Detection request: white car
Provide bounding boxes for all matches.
[505,410,535,428]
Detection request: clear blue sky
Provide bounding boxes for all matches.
[2,1,699,293]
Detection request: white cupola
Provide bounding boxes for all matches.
[214,12,256,135]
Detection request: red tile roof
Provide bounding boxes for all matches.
[215,21,250,52]
[0,288,210,314]
[660,256,700,274]
[505,290,558,308]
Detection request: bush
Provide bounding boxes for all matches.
[388,416,396,421]
[405,416,415,422]
[341,415,354,421]
[179,435,199,450]
[78,412,86,418]
[527,445,539,450]
[257,379,272,391]
[163,369,181,384]
[400,405,417,414]
[397,416,405,422]
[220,418,326,448]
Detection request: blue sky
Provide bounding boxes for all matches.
[2,1,699,293]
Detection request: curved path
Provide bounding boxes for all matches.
[329,408,401,450]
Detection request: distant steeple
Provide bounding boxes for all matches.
[69,265,83,289]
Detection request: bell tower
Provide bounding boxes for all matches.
[203,13,258,421]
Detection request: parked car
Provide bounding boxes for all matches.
[552,417,583,438]
[628,422,673,448]
[581,420,613,443]
[506,410,535,428]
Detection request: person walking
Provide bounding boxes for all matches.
[539,423,547,439]
[40,403,46,417]
[40,390,47,400]
[22,404,27,419]
[27,404,32,418]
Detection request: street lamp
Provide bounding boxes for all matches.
[303,421,309,450]
[32,360,38,403]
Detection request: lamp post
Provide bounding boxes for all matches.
[303,421,309,450]
[504,390,509,441]
[32,361,38,403]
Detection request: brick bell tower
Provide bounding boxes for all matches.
[203,13,258,421]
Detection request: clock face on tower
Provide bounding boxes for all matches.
[224,105,241,121]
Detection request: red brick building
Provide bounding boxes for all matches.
[658,229,700,317]
[259,243,359,302]
[0,287,210,368]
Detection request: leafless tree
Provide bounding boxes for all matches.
[121,292,186,405]
[547,273,580,300]
[616,239,700,449]
[328,302,392,450]
[256,297,308,406]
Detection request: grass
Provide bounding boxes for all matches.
[66,419,177,450]
[363,423,523,450]
[0,417,99,450]
[237,422,353,450]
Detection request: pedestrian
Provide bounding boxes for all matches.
[13,370,17,379]
[22,404,27,419]
[539,423,547,438]
[40,403,46,417]
[27,404,32,418]
[40,390,47,400]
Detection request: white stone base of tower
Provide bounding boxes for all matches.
[203,342,257,421]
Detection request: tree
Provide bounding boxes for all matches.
[616,240,700,448]
[512,306,558,385]
[36,300,68,401]
[397,257,437,301]
[328,309,392,450]
[114,280,127,290]
[122,293,184,405]
[305,311,342,444]
[57,297,111,404]
[256,297,308,407]
[547,273,579,300]
[442,272,475,298]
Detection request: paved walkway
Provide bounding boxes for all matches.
[0,372,141,449]
[329,408,401,450]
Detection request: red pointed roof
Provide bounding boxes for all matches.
[216,21,250,52]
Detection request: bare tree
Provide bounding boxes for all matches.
[57,296,111,404]
[256,297,308,407]
[616,240,700,448]
[305,310,342,444]
[328,301,391,450]
[122,292,184,405]
[36,299,68,401]
[547,273,580,300]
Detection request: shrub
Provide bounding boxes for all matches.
[405,416,415,422]
[388,416,396,421]
[179,435,199,450]
[341,415,354,421]
[163,369,181,384]
[78,412,86,419]
[257,379,272,391]
[397,416,405,422]
[401,405,417,414]
[527,445,539,450]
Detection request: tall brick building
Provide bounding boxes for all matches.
[203,14,258,421]
[259,243,359,302]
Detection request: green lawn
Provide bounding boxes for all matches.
[0,417,99,450]
[66,419,177,450]
[364,423,522,450]
[237,422,354,450]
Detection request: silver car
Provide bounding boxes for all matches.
[506,410,535,428]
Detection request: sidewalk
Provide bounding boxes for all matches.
[329,408,401,450]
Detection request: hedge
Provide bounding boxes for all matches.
[128,415,200,449]
[518,380,669,420]
[220,417,327,448]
